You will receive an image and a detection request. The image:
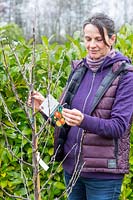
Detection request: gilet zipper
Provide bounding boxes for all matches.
[75,72,96,165]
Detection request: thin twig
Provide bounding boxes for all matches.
[8,39,29,85]
[0,187,30,200]
[1,123,32,167]
[0,41,32,129]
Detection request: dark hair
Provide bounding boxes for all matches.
[83,13,116,46]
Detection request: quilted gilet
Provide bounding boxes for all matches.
[82,74,131,174]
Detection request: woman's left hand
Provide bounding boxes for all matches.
[62,108,84,126]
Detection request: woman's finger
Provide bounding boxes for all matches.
[62,108,84,126]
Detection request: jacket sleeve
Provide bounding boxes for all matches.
[79,71,133,138]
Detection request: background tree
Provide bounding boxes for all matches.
[0,0,133,41]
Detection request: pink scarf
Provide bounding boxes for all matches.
[86,49,116,72]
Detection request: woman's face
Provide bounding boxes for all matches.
[83,24,115,60]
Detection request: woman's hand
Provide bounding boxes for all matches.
[62,108,84,126]
[27,91,45,111]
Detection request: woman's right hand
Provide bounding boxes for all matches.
[27,91,45,111]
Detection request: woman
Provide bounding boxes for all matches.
[28,13,133,200]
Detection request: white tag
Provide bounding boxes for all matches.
[39,94,59,117]
[37,153,49,171]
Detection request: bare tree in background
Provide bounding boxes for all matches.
[0,0,133,41]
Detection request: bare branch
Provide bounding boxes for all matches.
[0,41,32,129]
[0,187,29,200]
[1,123,32,167]
[7,38,29,85]
[0,94,32,144]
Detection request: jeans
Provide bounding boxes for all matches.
[64,171,123,200]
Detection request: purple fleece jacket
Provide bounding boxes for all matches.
[63,51,133,179]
